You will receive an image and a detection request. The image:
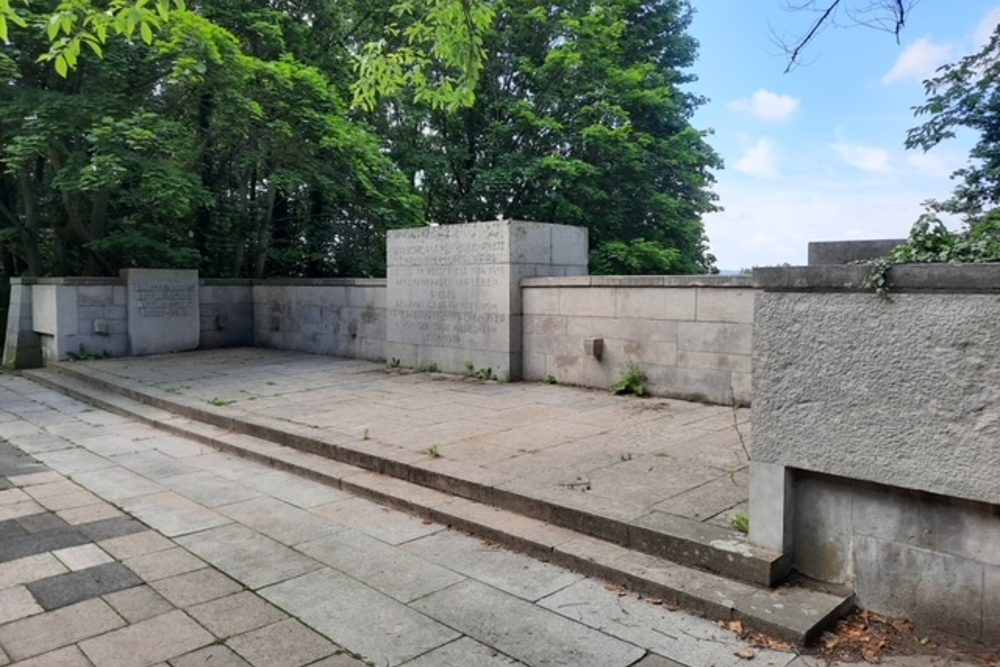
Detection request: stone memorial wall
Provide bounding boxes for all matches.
[124,269,200,355]
[387,221,588,379]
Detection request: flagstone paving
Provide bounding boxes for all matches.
[0,370,982,667]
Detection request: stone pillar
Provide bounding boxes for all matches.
[2,280,42,368]
[387,221,588,379]
[123,269,200,355]
[748,461,793,552]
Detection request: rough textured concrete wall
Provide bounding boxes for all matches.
[754,290,1000,505]
[253,280,386,361]
[807,239,903,265]
[199,281,254,349]
[522,277,755,404]
[794,471,1000,642]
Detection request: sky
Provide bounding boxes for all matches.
[686,1,1000,270]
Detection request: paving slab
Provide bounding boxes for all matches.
[78,609,215,667]
[537,578,795,667]
[149,567,244,608]
[176,524,320,590]
[99,530,174,560]
[118,491,231,537]
[70,467,166,501]
[260,568,460,667]
[0,597,125,661]
[238,469,351,508]
[103,584,176,623]
[226,618,340,667]
[0,553,68,589]
[186,591,287,638]
[402,528,583,602]
[398,637,527,666]
[0,585,43,623]
[412,579,645,667]
[124,546,207,581]
[160,471,261,508]
[52,543,114,571]
[77,515,148,541]
[297,529,465,603]
[56,501,124,525]
[27,561,142,610]
[8,646,93,667]
[216,496,344,546]
[170,645,252,667]
[310,497,445,545]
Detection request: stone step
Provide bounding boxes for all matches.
[23,366,852,644]
[32,362,791,586]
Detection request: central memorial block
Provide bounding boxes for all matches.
[124,269,200,356]
[387,221,587,379]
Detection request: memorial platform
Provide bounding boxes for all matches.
[23,347,852,643]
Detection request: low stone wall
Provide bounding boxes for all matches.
[253,279,387,361]
[521,276,754,404]
[200,280,255,349]
[750,264,1000,643]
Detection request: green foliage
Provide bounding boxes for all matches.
[543,374,557,385]
[473,366,494,381]
[66,344,105,361]
[590,238,684,275]
[610,360,647,396]
[426,443,441,458]
[729,512,749,535]
[863,212,1000,297]
[207,397,235,407]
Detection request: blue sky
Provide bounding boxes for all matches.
[686,1,1000,270]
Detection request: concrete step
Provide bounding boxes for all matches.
[24,365,853,643]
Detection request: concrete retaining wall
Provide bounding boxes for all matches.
[522,276,754,404]
[253,280,387,361]
[750,264,1000,643]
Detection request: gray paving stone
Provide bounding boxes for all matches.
[35,488,104,511]
[78,515,149,541]
[118,491,231,537]
[103,584,175,622]
[226,618,338,667]
[99,530,174,560]
[310,497,444,545]
[21,479,83,500]
[186,591,287,638]
[71,467,166,501]
[0,598,125,661]
[536,578,796,667]
[162,471,261,508]
[217,496,344,546]
[0,526,90,561]
[239,469,350,508]
[629,655,688,667]
[304,654,368,667]
[412,580,645,667]
[79,609,215,667]
[176,524,320,590]
[150,567,243,607]
[0,499,46,522]
[0,518,28,541]
[170,645,252,667]
[260,568,459,667]
[0,553,68,589]
[27,561,142,610]
[7,645,93,667]
[402,529,583,601]
[0,585,43,623]
[0,487,31,505]
[397,637,526,666]
[57,501,124,525]
[297,529,465,603]
[15,511,69,534]
[112,450,200,480]
[124,546,207,581]
[32,448,114,475]
[6,471,63,487]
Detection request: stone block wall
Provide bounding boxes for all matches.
[521,276,755,404]
[24,279,129,363]
[253,280,386,361]
[199,280,254,349]
[750,264,1000,643]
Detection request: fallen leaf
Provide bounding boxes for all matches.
[862,648,880,663]
[729,620,745,635]
[734,648,756,660]
[663,603,679,612]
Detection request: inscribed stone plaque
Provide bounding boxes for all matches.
[123,269,200,355]
[387,221,587,379]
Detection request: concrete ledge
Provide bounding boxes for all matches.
[44,361,780,588]
[23,366,851,645]
[808,239,904,265]
[755,263,1000,293]
[522,276,755,288]
[12,277,123,286]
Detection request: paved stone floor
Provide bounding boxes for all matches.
[0,366,980,667]
[73,348,753,530]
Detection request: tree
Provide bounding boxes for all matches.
[371,0,721,274]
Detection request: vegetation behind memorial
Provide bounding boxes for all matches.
[0,0,719,282]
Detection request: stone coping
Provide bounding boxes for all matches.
[521,275,755,288]
[754,263,1000,293]
[9,277,387,288]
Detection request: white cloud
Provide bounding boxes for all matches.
[906,151,964,179]
[975,7,1000,45]
[831,142,892,172]
[728,89,800,122]
[882,37,953,84]
[735,138,779,178]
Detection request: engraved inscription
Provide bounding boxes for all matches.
[136,283,196,319]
